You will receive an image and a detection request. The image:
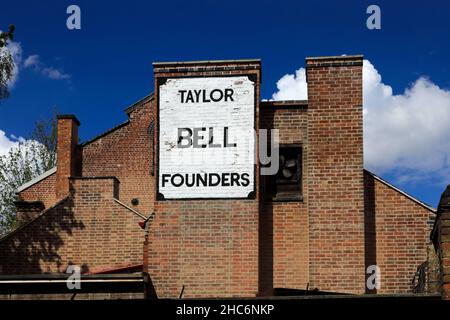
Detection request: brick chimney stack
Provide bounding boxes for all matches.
[56,115,80,199]
[306,55,365,294]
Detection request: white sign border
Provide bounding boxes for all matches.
[155,74,257,201]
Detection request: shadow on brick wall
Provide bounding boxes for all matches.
[259,199,274,296]
[364,172,377,294]
[0,197,86,274]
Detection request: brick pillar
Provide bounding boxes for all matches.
[306,55,365,294]
[433,185,450,299]
[56,115,80,199]
[150,60,261,298]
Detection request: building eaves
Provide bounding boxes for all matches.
[152,59,261,67]
[365,169,436,213]
[16,167,57,194]
[0,196,70,242]
[124,93,154,115]
[79,120,130,147]
[261,100,308,108]
[305,54,364,61]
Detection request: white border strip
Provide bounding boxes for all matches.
[16,167,57,193]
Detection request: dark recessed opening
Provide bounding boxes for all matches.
[265,145,303,201]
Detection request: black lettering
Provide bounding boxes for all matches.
[196,173,207,187]
[208,173,220,186]
[194,89,201,103]
[241,173,250,187]
[162,174,170,187]
[177,128,193,148]
[202,89,211,103]
[193,127,207,148]
[209,127,221,148]
[171,174,184,187]
[225,89,234,101]
[185,174,195,187]
[179,90,187,103]
[210,89,223,102]
[230,172,241,186]
[221,173,230,186]
[224,127,237,148]
[186,90,194,103]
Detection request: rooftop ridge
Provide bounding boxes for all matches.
[153,59,261,66]
[364,169,436,213]
[16,167,57,193]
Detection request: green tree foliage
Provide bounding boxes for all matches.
[0,25,16,100]
[31,110,58,170]
[0,113,57,235]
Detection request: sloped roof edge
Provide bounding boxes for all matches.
[124,93,154,115]
[365,169,436,213]
[79,94,155,147]
[80,120,130,147]
[0,196,70,242]
[16,167,57,193]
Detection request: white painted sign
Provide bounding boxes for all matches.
[158,76,255,199]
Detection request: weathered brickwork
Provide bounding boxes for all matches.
[17,172,56,211]
[0,177,143,274]
[260,102,309,293]
[260,101,308,144]
[81,98,154,216]
[148,201,259,297]
[14,201,45,224]
[306,56,365,294]
[432,186,450,299]
[0,56,439,298]
[262,202,309,291]
[56,116,80,199]
[149,61,261,298]
[364,171,436,293]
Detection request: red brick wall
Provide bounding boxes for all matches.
[56,116,80,199]
[0,177,144,274]
[149,61,261,298]
[364,171,436,293]
[81,101,154,215]
[2,56,438,297]
[15,201,45,224]
[433,186,450,299]
[264,202,309,290]
[260,102,309,292]
[306,56,365,294]
[148,201,259,297]
[18,172,56,209]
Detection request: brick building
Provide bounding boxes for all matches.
[0,55,438,298]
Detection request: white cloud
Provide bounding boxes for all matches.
[23,54,71,80]
[271,60,450,184]
[0,130,21,156]
[41,67,71,80]
[272,67,307,100]
[363,60,450,183]
[23,54,40,68]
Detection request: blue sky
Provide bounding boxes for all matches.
[1,0,450,207]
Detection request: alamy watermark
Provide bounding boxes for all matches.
[366,5,381,30]
[366,265,381,290]
[169,128,280,176]
[66,5,81,30]
[66,265,81,290]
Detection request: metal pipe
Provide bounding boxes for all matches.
[113,198,148,220]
